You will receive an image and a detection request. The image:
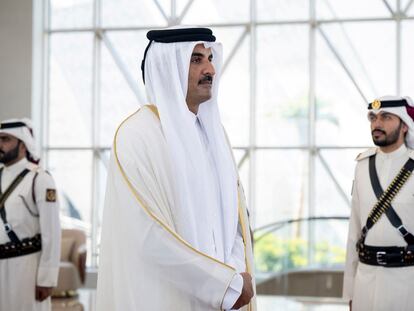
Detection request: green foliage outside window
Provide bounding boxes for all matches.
[254,234,346,273]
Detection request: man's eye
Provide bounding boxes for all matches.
[191,58,201,63]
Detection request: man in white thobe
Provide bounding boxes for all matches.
[0,119,61,311]
[343,96,414,311]
[97,27,256,310]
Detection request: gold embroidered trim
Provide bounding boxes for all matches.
[113,106,236,271]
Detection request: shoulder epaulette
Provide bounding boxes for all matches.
[30,165,41,173]
[31,166,50,175]
[355,148,377,161]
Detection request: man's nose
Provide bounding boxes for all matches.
[371,117,381,127]
[375,119,383,127]
[202,61,215,76]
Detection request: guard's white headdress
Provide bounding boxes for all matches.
[0,118,40,163]
[142,26,238,260]
[368,95,414,148]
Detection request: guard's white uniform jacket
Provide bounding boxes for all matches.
[0,158,61,311]
[343,144,414,311]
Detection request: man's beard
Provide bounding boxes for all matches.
[0,141,21,165]
[372,121,403,147]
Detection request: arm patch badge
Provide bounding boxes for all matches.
[46,189,57,202]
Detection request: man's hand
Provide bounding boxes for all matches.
[35,286,53,301]
[231,272,254,310]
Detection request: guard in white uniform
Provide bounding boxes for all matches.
[0,119,60,311]
[343,96,414,311]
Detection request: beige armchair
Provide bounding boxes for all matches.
[52,229,87,298]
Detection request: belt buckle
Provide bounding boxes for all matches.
[376,251,387,265]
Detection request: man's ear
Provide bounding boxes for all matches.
[402,121,409,135]
[18,140,27,154]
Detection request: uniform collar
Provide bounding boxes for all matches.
[377,144,407,160]
[2,157,30,175]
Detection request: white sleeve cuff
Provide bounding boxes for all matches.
[342,275,355,301]
[222,273,243,310]
[37,266,60,287]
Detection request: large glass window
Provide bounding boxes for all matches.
[42,0,412,273]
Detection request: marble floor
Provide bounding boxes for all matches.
[52,290,95,311]
[53,290,347,311]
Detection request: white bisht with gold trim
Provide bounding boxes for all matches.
[96,106,256,311]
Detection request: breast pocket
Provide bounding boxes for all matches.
[5,190,39,230]
[393,177,414,204]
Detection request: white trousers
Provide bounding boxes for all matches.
[0,252,51,311]
[352,263,414,311]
